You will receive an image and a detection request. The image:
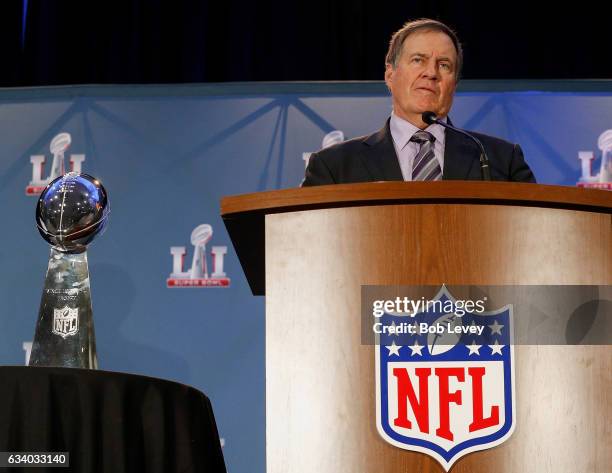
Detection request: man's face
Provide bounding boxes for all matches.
[385,30,458,128]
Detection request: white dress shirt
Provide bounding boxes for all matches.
[389,112,447,181]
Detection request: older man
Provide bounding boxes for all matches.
[302,19,535,186]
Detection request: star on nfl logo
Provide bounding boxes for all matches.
[375,287,515,471]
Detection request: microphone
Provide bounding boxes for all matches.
[422,111,491,181]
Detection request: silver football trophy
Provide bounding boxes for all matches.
[29,172,110,368]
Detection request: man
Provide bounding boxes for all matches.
[302,19,535,186]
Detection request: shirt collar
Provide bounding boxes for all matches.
[390,112,447,149]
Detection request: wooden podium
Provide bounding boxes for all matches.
[221,182,611,473]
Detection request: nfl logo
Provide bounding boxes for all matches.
[52,306,79,338]
[375,287,515,471]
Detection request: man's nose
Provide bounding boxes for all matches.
[423,59,439,79]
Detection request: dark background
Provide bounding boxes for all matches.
[1,0,610,87]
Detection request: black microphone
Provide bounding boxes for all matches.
[422,111,491,181]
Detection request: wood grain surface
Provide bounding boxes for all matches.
[221,181,612,216]
[221,182,611,295]
[265,203,611,473]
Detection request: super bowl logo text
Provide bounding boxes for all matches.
[375,287,515,471]
[577,129,612,190]
[26,133,85,195]
[167,224,230,288]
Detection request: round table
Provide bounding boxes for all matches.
[0,367,226,473]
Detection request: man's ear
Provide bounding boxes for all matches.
[384,64,394,91]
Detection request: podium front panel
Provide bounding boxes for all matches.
[265,203,611,473]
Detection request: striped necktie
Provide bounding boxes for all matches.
[411,130,442,181]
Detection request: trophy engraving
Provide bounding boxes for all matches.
[52,307,79,338]
[29,172,110,368]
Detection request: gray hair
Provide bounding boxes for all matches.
[385,18,463,80]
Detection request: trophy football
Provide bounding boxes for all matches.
[29,172,110,369]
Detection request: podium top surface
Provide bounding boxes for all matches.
[221,181,611,216]
[220,182,611,295]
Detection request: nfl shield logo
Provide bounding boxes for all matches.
[375,287,515,471]
[52,306,79,338]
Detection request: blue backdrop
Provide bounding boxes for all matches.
[0,81,610,473]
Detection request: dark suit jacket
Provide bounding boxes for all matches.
[302,119,536,185]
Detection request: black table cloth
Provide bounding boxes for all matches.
[0,367,226,473]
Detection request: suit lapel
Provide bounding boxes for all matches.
[442,126,480,180]
[360,119,404,181]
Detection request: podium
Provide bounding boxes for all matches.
[221,182,611,473]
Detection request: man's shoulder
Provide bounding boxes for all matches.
[456,128,535,182]
[464,129,517,149]
[302,122,396,186]
[312,132,372,160]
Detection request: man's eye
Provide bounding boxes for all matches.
[439,63,451,71]
[412,57,423,63]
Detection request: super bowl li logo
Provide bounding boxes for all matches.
[577,129,612,190]
[26,132,85,195]
[167,224,230,287]
[375,287,515,471]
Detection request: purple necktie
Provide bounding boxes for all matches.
[411,130,441,181]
